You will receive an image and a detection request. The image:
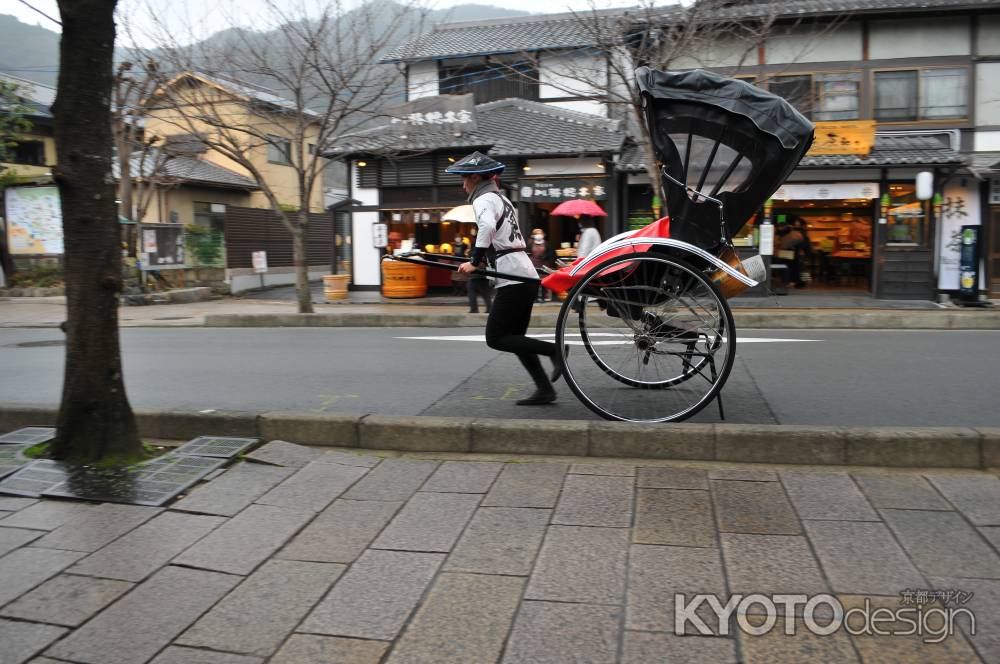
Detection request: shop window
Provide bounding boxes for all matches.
[267,135,292,165]
[875,68,967,121]
[885,183,929,246]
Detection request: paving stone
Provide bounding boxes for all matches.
[634,488,715,547]
[721,534,828,596]
[926,474,1000,526]
[0,526,42,557]
[0,547,84,607]
[1,574,132,626]
[256,461,368,512]
[780,472,878,521]
[708,468,778,481]
[637,466,708,489]
[70,511,225,582]
[803,520,925,595]
[270,635,388,664]
[0,618,66,664]
[881,508,1000,578]
[852,473,951,510]
[45,566,239,664]
[149,647,264,664]
[739,617,859,663]
[712,480,802,535]
[420,461,502,493]
[172,504,314,575]
[244,440,324,467]
[170,462,295,517]
[525,525,628,604]
[341,459,439,502]
[627,544,726,632]
[481,463,567,508]
[840,594,980,664]
[569,463,635,476]
[386,573,523,664]
[444,507,550,576]
[315,450,382,468]
[31,503,160,552]
[552,474,633,528]
[299,549,444,640]
[278,499,402,563]
[501,601,620,664]
[0,497,36,511]
[0,500,95,531]
[371,492,480,553]
[622,631,739,664]
[929,576,1000,664]
[178,559,344,657]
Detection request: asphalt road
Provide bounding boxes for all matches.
[1,327,997,426]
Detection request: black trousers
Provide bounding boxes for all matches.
[485,282,556,389]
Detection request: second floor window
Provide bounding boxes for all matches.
[874,68,967,122]
[267,136,292,165]
[10,140,45,165]
[439,62,539,104]
[768,72,860,121]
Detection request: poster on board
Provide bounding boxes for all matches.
[4,186,63,255]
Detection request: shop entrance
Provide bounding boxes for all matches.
[520,202,609,260]
[771,199,875,292]
[990,208,1000,298]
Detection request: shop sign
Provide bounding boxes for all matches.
[990,179,1000,205]
[519,179,607,202]
[807,121,876,156]
[937,182,982,291]
[4,186,63,255]
[388,93,477,133]
[252,251,268,274]
[372,223,388,249]
[771,182,878,201]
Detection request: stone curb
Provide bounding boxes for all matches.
[2,404,997,469]
[202,309,1000,329]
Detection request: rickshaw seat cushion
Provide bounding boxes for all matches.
[541,216,671,293]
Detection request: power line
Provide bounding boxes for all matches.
[15,0,61,27]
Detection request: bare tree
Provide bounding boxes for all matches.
[51,0,143,463]
[129,0,425,313]
[514,0,844,210]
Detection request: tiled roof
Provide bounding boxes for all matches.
[382,9,622,62]
[386,0,1000,62]
[114,149,259,190]
[616,134,966,172]
[969,151,1000,176]
[325,98,623,158]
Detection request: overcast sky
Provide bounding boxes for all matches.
[7,0,643,45]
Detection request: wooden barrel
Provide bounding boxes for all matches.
[382,261,428,298]
[322,274,350,301]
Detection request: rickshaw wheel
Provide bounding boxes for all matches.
[555,252,736,423]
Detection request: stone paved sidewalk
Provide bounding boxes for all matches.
[1,442,999,663]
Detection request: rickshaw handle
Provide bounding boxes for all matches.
[383,253,541,284]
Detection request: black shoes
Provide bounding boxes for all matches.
[516,389,557,406]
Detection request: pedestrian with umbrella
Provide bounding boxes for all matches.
[452,152,562,405]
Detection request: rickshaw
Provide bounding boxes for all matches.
[385,67,814,423]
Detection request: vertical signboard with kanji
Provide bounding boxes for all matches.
[937,182,982,290]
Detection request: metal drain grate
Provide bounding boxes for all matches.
[0,459,71,495]
[0,427,56,446]
[42,453,227,506]
[174,436,259,459]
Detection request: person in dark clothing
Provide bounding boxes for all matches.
[451,152,562,405]
[529,227,555,302]
[776,221,807,288]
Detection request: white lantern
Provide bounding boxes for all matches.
[916,171,934,201]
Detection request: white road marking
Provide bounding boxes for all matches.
[396,334,820,344]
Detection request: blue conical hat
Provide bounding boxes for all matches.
[445,151,506,175]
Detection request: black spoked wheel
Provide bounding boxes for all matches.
[555,252,736,423]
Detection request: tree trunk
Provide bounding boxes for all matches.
[292,218,313,314]
[51,0,142,463]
